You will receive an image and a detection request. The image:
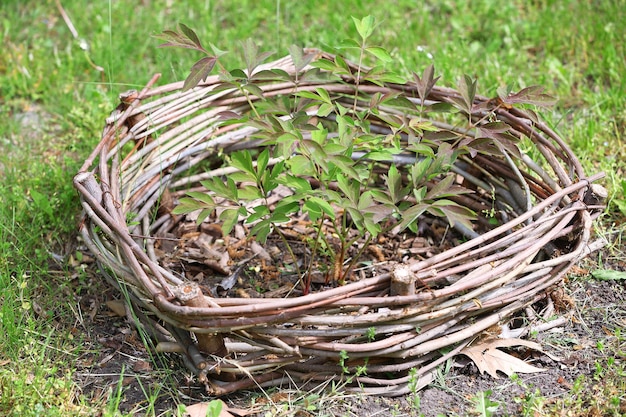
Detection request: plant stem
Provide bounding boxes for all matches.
[305,214,326,291]
[341,233,372,283]
[273,227,306,294]
[353,39,366,112]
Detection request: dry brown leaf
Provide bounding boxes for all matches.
[132,359,152,373]
[460,338,544,378]
[184,399,253,417]
[105,299,126,317]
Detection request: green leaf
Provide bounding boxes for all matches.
[337,38,361,49]
[267,160,285,185]
[317,103,334,117]
[227,176,239,200]
[196,208,213,225]
[591,269,626,281]
[249,218,272,244]
[311,58,338,72]
[229,171,257,184]
[203,177,238,201]
[205,399,223,417]
[353,15,376,40]
[242,83,265,99]
[334,55,352,75]
[315,87,332,104]
[347,207,365,228]
[218,207,239,236]
[363,214,382,236]
[274,200,300,217]
[237,185,263,200]
[429,200,475,230]
[614,198,626,216]
[186,191,216,206]
[301,140,328,165]
[327,154,361,181]
[361,150,396,161]
[357,190,374,210]
[228,68,247,80]
[366,46,392,62]
[241,38,274,76]
[230,150,255,176]
[287,155,314,176]
[281,174,312,193]
[209,42,229,58]
[171,197,211,215]
[296,90,327,102]
[336,174,360,204]
[311,196,335,219]
[269,210,291,224]
[386,164,402,204]
[471,390,500,417]
[409,119,438,133]
[396,203,428,232]
[301,67,336,82]
[413,186,427,202]
[324,143,348,155]
[367,70,406,84]
[410,157,433,186]
[425,174,455,200]
[30,189,52,216]
[288,44,316,72]
[256,148,270,178]
[303,199,322,223]
[246,205,270,223]
[370,189,394,205]
[310,125,329,145]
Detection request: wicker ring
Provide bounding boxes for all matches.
[75,51,605,396]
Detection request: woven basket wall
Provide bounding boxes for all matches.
[74,51,605,396]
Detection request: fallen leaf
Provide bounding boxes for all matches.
[105,299,126,317]
[184,399,253,417]
[591,269,626,281]
[132,359,152,372]
[121,376,134,386]
[460,338,544,378]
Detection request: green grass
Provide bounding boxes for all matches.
[1,0,624,415]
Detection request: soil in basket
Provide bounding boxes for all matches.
[156,211,460,298]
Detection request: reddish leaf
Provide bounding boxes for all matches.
[155,29,200,51]
[217,110,241,121]
[183,56,218,91]
[458,74,478,114]
[501,85,557,107]
[413,64,440,102]
[178,23,203,50]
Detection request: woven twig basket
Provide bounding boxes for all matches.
[75,51,605,396]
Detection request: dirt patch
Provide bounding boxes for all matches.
[336,274,626,417]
